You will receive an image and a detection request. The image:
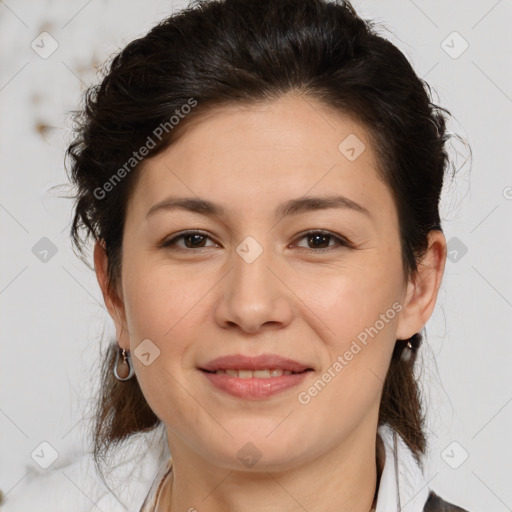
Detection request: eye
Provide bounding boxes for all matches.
[293,230,351,252]
[161,230,217,250]
[161,229,352,252]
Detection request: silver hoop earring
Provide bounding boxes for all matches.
[401,340,414,362]
[114,347,135,381]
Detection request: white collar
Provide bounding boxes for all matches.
[375,423,430,512]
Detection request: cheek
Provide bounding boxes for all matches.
[122,257,198,340]
[305,258,403,343]
[301,259,402,398]
[289,269,401,450]
[121,265,197,426]
[121,260,209,392]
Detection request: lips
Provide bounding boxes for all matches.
[200,353,314,374]
[200,355,314,399]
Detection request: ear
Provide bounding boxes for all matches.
[93,239,130,350]
[395,230,447,340]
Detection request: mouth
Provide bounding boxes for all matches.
[200,368,313,378]
[200,353,314,374]
[198,353,314,399]
[199,366,314,400]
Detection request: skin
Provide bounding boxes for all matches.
[94,93,446,512]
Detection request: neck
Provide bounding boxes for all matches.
[162,422,382,512]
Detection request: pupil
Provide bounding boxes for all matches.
[186,234,205,248]
[309,234,329,248]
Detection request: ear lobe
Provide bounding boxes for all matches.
[395,230,447,340]
[93,240,127,342]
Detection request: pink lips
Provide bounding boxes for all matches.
[200,353,313,373]
[199,353,314,400]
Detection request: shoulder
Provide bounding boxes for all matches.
[1,428,169,512]
[0,452,126,512]
[423,490,471,512]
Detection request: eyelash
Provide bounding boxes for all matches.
[160,230,352,252]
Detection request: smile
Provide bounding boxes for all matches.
[200,368,313,399]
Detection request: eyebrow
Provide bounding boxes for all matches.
[145,194,371,220]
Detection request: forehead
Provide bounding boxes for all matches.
[129,94,392,221]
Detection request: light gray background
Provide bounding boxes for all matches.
[1,1,511,510]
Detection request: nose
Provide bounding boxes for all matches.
[214,242,294,334]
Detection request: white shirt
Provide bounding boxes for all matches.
[1,423,430,512]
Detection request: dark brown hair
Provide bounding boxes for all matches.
[66,0,462,477]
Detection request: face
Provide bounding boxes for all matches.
[102,94,425,472]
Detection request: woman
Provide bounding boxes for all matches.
[2,0,470,510]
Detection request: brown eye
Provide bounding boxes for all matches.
[162,231,216,249]
[161,230,351,252]
[294,231,350,251]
